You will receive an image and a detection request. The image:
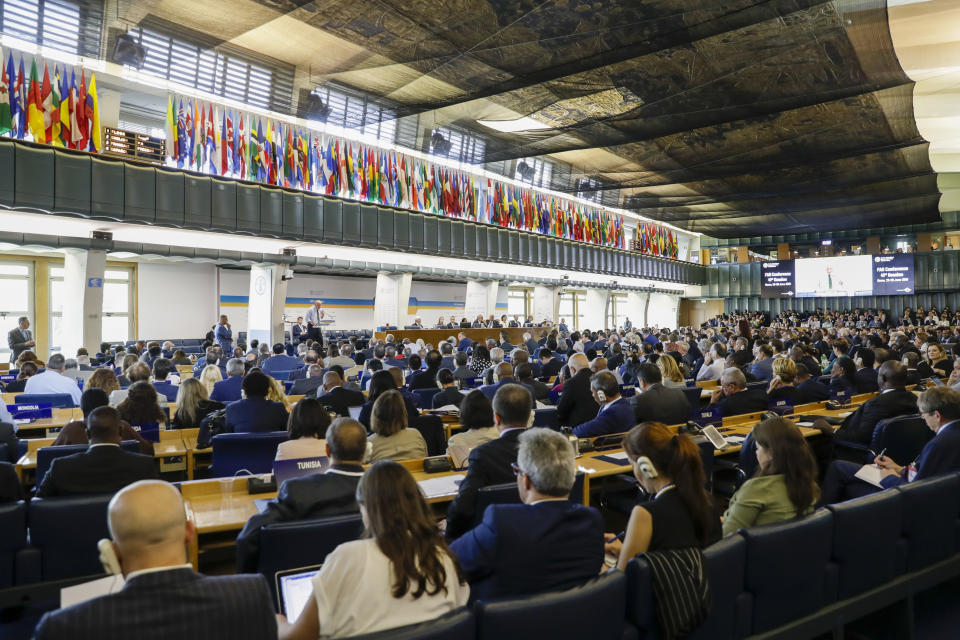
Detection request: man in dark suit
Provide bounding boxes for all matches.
[556,353,599,428]
[498,331,514,353]
[479,362,517,399]
[829,360,917,445]
[450,428,603,601]
[517,363,551,403]
[291,316,308,344]
[260,343,299,375]
[795,363,830,403]
[708,367,769,417]
[539,348,563,380]
[289,364,325,396]
[409,350,442,390]
[853,348,880,393]
[631,362,692,426]
[317,371,365,416]
[151,358,180,403]
[445,384,532,540]
[34,480,277,640]
[210,358,245,403]
[821,386,960,504]
[7,316,34,364]
[574,372,635,437]
[288,351,320,381]
[36,406,159,498]
[508,315,521,328]
[439,343,457,371]
[236,419,366,572]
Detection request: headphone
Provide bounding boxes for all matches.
[634,455,659,480]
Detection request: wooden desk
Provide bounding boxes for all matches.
[13,408,82,438]
[374,327,550,346]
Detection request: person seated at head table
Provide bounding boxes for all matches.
[722,417,818,536]
[170,377,224,430]
[275,397,331,462]
[36,406,160,498]
[54,388,154,455]
[450,428,603,601]
[368,390,428,462]
[34,480,277,640]
[604,423,721,571]
[275,460,468,639]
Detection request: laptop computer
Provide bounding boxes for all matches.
[348,406,362,420]
[276,564,323,620]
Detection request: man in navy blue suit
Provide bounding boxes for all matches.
[33,480,277,640]
[479,362,516,399]
[260,343,299,375]
[573,371,635,437]
[210,358,245,403]
[151,358,180,403]
[450,427,603,601]
[820,386,960,504]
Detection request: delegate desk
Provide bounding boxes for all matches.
[373,327,550,346]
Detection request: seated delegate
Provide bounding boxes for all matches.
[197,371,289,447]
[368,390,429,462]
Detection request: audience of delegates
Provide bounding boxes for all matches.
[197,372,289,447]
[446,384,532,539]
[209,359,242,402]
[237,418,367,572]
[604,422,720,571]
[821,386,960,503]
[766,357,799,405]
[432,369,465,409]
[794,363,830,403]
[408,349,442,390]
[37,407,159,497]
[289,364,325,396]
[632,362,692,426]
[316,371,365,416]
[657,353,686,388]
[110,362,151,405]
[827,361,918,445]
[368,390,429,462]
[34,480,277,640]
[276,461,468,639]
[199,363,224,397]
[358,370,420,430]
[275,397,332,462]
[261,343,300,375]
[116,381,167,432]
[556,353,599,428]
[722,418,819,536]
[573,372,634,437]
[171,378,225,429]
[150,358,180,402]
[446,390,499,454]
[53,389,154,455]
[853,348,880,393]
[85,367,122,397]
[24,353,82,405]
[450,428,603,600]
[709,367,769,416]
[3,360,38,392]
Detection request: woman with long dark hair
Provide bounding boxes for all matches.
[722,417,818,535]
[277,461,468,638]
[604,422,719,570]
[828,356,857,395]
[116,381,166,427]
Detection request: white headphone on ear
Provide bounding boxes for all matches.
[634,455,659,480]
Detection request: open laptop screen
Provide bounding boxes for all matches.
[276,565,322,619]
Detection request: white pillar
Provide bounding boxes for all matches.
[464,279,499,321]
[374,271,413,329]
[648,293,681,329]
[247,264,288,348]
[626,291,649,329]
[533,285,559,324]
[582,289,610,330]
[61,248,105,355]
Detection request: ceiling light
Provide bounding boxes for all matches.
[477,116,551,133]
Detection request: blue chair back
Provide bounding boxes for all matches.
[29,494,112,580]
[870,414,933,466]
[682,386,703,407]
[36,440,141,484]
[14,393,75,408]
[742,509,836,633]
[412,387,442,408]
[690,534,752,640]
[210,431,289,476]
[344,609,475,640]
[532,408,558,428]
[474,571,626,640]
[826,489,903,599]
[897,473,960,571]
[257,513,363,608]
[0,501,27,587]
[266,369,297,381]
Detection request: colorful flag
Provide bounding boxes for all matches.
[86,72,101,152]
[176,99,186,168]
[206,103,216,174]
[15,58,27,139]
[0,48,11,134]
[58,68,72,147]
[164,95,176,162]
[45,64,61,145]
[27,59,46,142]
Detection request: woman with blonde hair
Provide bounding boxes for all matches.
[171,377,225,429]
[199,364,223,396]
[657,354,686,388]
[266,375,293,411]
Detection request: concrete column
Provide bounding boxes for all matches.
[583,289,610,330]
[699,249,711,265]
[61,249,105,356]
[464,279,499,321]
[246,264,288,348]
[736,246,750,263]
[533,285,559,324]
[373,271,413,329]
[917,232,933,252]
[626,291,649,328]
[866,236,881,255]
[777,243,791,259]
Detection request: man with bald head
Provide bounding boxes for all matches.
[556,353,600,428]
[316,370,365,417]
[36,406,158,498]
[34,480,276,640]
[289,363,325,396]
[236,418,368,572]
[828,359,918,445]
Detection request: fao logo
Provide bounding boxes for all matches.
[255,276,267,295]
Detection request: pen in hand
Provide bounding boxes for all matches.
[874,448,887,468]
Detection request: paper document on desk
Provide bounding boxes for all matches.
[796,421,815,427]
[61,575,125,608]
[433,404,460,414]
[724,435,746,444]
[602,451,630,461]
[838,411,853,418]
[854,465,886,488]
[418,474,465,498]
[535,401,554,410]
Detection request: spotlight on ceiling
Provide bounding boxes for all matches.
[111,33,146,69]
[430,131,451,156]
[516,161,535,181]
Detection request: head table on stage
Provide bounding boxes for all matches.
[372,327,553,345]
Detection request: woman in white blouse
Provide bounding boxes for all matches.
[277,461,469,638]
[275,397,331,461]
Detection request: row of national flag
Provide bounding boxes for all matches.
[163,93,628,249]
[0,47,101,152]
[634,222,679,258]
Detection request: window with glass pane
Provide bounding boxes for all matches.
[607,294,628,329]
[0,261,33,360]
[514,157,554,188]
[558,291,584,330]
[507,288,529,318]
[49,266,134,348]
[1,0,101,57]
